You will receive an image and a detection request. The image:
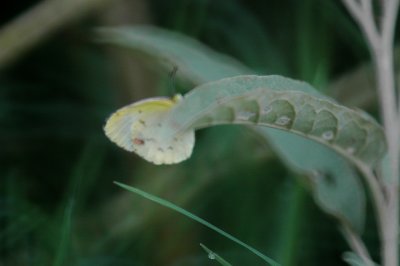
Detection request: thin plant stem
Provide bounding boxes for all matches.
[341,0,399,265]
[342,0,380,51]
[341,224,374,266]
[0,0,112,69]
[358,165,386,237]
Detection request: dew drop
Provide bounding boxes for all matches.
[237,111,255,120]
[321,131,334,140]
[262,106,272,114]
[311,170,322,177]
[275,116,291,126]
[346,147,356,154]
[208,253,216,260]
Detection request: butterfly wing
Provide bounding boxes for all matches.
[104,95,195,165]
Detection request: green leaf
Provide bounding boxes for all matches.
[99,26,386,233]
[114,181,279,266]
[95,26,251,85]
[161,74,383,232]
[53,198,74,266]
[165,75,386,168]
[264,128,365,231]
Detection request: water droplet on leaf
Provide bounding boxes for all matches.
[208,253,216,260]
[237,111,255,120]
[275,116,291,126]
[322,131,334,140]
[262,106,272,114]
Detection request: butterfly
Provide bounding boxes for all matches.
[104,94,195,165]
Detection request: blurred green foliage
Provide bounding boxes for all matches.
[0,0,382,265]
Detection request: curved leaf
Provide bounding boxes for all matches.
[164,75,386,168]
[95,26,251,85]
[99,26,386,233]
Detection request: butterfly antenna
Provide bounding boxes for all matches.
[168,66,178,96]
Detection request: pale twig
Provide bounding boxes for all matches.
[358,165,386,233]
[382,0,400,44]
[341,224,375,266]
[0,0,112,69]
[374,2,400,264]
[342,0,400,265]
[342,0,364,19]
[385,0,400,118]
[375,0,399,183]
[342,0,380,51]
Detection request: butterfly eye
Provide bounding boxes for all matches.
[133,138,145,145]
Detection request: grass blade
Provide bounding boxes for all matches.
[53,197,74,266]
[114,181,280,266]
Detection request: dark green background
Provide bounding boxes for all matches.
[1,0,388,265]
